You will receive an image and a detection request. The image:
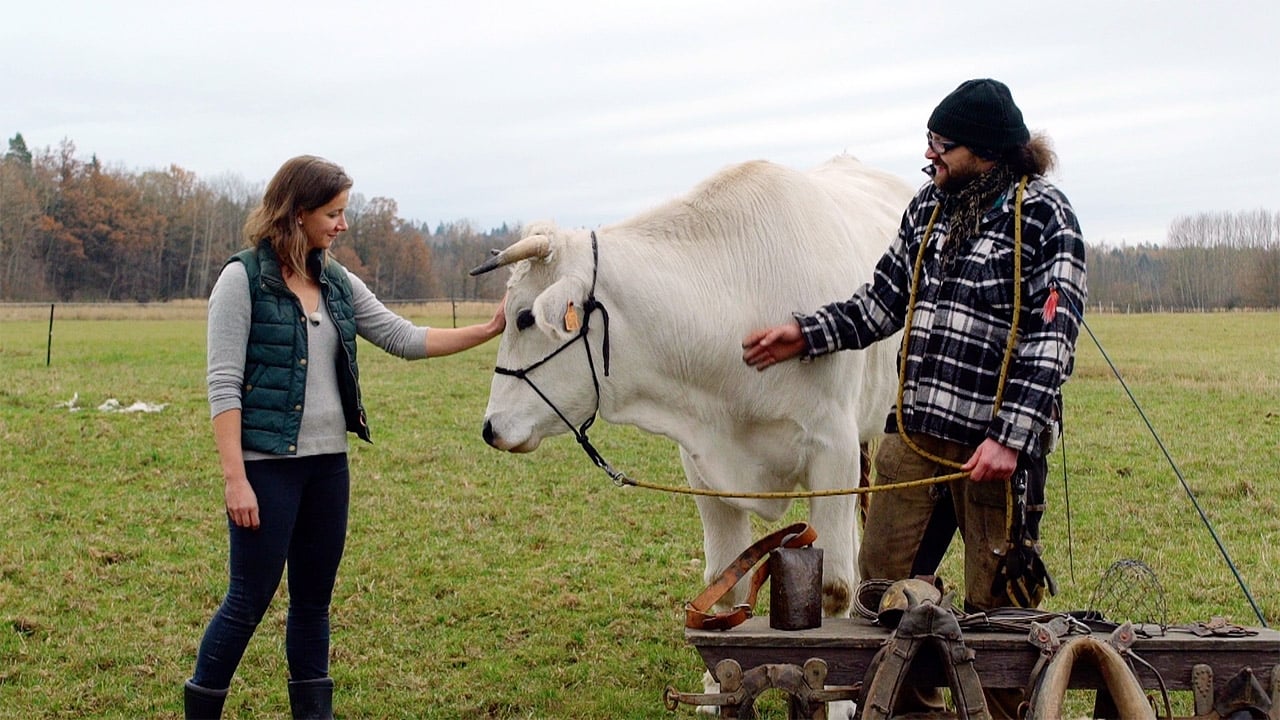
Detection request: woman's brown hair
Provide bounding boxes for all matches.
[243,155,353,278]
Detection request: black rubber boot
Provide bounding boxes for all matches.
[183,680,227,720]
[287,677,335,720]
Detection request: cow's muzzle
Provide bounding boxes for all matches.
[481,418,539,453]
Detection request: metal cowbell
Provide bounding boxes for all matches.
[769,546,823,631]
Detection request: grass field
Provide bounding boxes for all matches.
[0,306,1276,718]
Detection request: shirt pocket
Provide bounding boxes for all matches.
[958,235,1017,321]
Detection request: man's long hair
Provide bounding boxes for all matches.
[1003,132,1057,178]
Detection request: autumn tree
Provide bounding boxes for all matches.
[336,196,439,300]
[0,134,46,299]
[426,220,517,300]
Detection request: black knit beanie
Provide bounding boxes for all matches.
[928,78,1029,151]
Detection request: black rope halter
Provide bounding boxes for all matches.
[491,231,626,483]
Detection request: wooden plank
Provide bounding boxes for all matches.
[686,617,1280,693]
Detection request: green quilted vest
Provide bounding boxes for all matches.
[229,242,370,454]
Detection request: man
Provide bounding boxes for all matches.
[742,78,1086,715]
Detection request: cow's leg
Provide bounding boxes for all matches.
[692,494,751,716]
[690,496,753,609]
[679,445,754,610]
[807,492,857,617]
[805,445,859,619]
[806,448,861,720]
[684,450,754,716]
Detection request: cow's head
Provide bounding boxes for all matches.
[470,223,602,453]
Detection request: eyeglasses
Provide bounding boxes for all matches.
[926,132,959,155]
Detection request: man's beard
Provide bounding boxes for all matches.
[935,162,985,193]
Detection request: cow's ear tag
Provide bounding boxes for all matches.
[564,301,581,332]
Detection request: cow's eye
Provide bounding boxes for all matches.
[516,309,535,331]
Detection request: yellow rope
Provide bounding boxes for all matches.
[620,471,963,498]
[1003,177,1027,541]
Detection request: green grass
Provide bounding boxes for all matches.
[0,309,1277,718]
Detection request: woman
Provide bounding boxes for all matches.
[184,155,505,719]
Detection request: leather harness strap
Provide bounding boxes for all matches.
[859,592,991,720]
[1025,625,1156,719]
[684,522,818,630]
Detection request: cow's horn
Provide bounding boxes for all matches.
[469,234,552,276]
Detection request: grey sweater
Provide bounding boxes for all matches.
[207,262,430,460]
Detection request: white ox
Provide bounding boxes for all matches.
[472,155,911,626]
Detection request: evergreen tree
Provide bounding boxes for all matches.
[5,133,32,167]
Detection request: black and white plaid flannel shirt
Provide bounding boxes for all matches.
[797,176,1087,457]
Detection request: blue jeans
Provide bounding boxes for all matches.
[191,453,350,690]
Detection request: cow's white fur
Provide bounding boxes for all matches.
[480,155,912,716]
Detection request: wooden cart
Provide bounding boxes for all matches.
[673,615,1279,719]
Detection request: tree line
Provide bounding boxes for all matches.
[1,133,1276,310]
[0,134,512,304]
[1089,211,1279,311]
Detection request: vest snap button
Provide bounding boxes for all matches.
[294,404,302,411]
[299,358,307,366]
[288,445,296,452]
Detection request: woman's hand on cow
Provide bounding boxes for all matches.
[742,321,806,370]
[425,294,508,357]
[485,293,508,337]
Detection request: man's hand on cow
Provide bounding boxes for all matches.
[961,438,1019,482]
[742,321,806,370]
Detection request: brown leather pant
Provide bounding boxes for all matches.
[858,432,1027,718]
[858,432,1014,609]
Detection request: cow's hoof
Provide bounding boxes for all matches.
[823,578,852,617]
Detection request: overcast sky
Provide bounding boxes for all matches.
[3,1,1276,245]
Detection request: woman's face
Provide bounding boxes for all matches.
[298,189,350,251]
